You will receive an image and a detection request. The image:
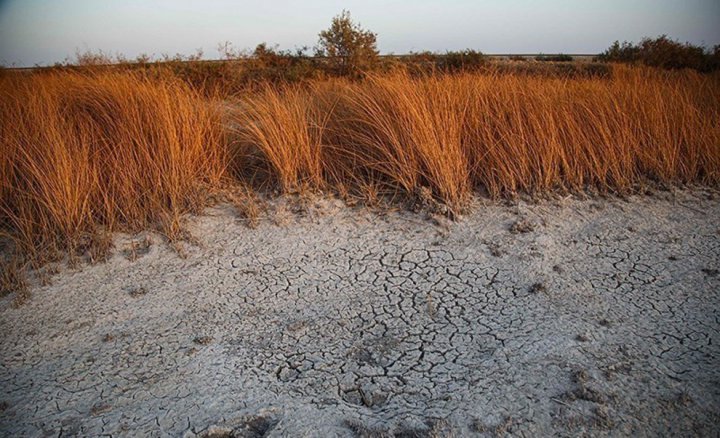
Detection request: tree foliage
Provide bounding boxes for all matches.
[317,10,379,75]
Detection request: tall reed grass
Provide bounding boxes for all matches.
[1,65,719,260]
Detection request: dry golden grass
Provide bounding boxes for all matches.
[325,74,472,212]
[0,258,29,303]
[0,71,227,259]
[233,66,719,212]
[231,84,327,192]
[1,65,719,262]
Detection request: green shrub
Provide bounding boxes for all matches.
[597,41,640,63]
[440,49,486,71]
[244,43,325,83]
[491,62,611,78]
[598,35,718,72]
[534,54,573,62]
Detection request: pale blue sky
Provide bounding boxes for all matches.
[1,0,719,67]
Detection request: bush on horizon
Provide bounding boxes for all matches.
[598,35,720,72]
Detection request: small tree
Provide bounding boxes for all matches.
[317,10,378,75]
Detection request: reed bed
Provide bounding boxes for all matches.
[1,65,719,260]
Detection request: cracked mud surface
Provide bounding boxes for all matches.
[1,190,719,437]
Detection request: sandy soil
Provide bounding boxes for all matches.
[1,189,719,437]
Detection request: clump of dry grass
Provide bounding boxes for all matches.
[0,259,27,295]
[0,70,227,259]
[228,185,262,228]
[232,66,719,211]
[231,84,328,192]
[0,258,30,306]
[327,74,472,215]
[462,66,720,195]
[1,65,719,267]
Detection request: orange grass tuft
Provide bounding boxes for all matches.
[326,74,472,212]
[1,65,719,260]
[0,71,227,257]
[231,84,327,192]
[233,66,719,207]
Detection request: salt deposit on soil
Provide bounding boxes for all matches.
[1,190,718,436]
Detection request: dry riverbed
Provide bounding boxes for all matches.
[1,189,719,437]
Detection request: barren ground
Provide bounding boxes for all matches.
[1,189,719,437]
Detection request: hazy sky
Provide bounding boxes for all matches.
[1,0,719,67]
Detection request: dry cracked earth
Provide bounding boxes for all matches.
[1,190,719,437]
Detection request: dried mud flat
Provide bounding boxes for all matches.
[1,190,719,437]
